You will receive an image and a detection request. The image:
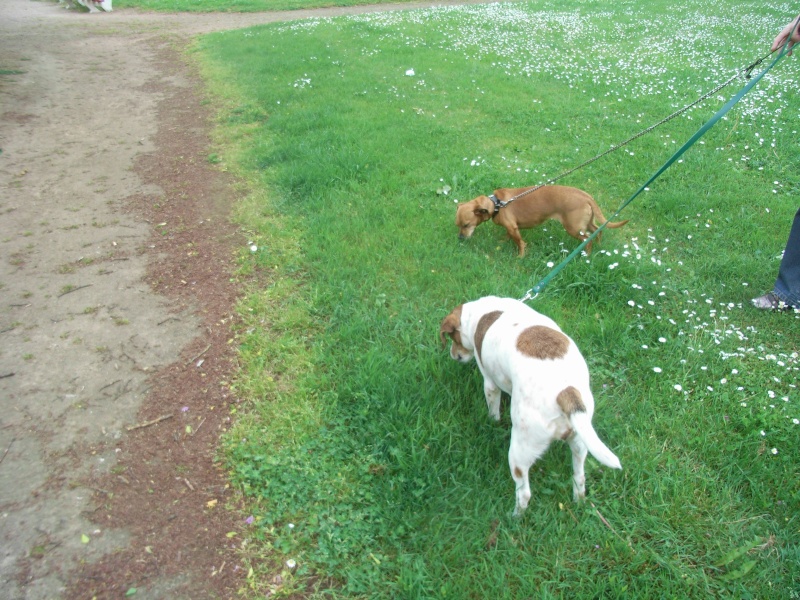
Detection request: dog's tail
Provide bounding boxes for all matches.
[557,387,621,469]
[570,411,622,469]
[589,199,629,230]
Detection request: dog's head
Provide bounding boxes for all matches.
[455,196,494,240]
[441,297,557,365]
[439,304,474,363]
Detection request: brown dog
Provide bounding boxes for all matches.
[455,185,628,258]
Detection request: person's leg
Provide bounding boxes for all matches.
[753,207,800,310]
[774,207,800,306]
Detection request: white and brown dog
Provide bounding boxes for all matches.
[439,296,621,515]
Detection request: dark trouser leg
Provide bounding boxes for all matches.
[773,207,800,308]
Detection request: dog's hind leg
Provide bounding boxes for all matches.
[567,433,588,502]
[561,207,595,254]
[508,427,550,516]
[584,222,601,254]
[484,379,502,421]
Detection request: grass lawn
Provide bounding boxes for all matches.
[191,0,799,596]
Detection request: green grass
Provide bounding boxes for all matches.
[195,0,799,597]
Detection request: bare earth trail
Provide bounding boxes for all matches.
[0,0,508,597]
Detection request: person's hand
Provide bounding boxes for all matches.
[772,17,800,55]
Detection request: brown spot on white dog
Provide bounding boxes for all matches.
[439,305,463,347]
[474,311,503,361]
[556,386,586,415]
[513,466,523,479]
[516,325,569,360]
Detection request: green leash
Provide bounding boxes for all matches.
[522,36,795,302]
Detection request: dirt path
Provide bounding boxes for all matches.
[0,2,242,598]
[0,0,498,597]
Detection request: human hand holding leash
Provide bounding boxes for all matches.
[771,15,800,55]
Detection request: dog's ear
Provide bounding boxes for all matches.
[473,208,492,222]
[439,316,456,347]
[439,305,463,347]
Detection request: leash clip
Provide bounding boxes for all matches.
[520,290,539,303]
[743,51,772,80]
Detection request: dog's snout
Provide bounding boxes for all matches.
[449,344,473,363]
[458,226,475,240]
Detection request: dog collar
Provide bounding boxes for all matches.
[488,194,506,213]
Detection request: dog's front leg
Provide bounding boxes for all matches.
[505,226,527,258]
[483,378,502,421]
